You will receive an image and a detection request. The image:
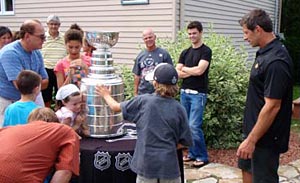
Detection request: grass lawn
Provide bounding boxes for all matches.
[291,84,300,132]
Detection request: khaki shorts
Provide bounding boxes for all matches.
[0,96,14,127]
[136,175,181,183]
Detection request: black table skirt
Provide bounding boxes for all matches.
[77,137,184,183]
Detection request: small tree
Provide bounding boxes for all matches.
[121,26,249,149]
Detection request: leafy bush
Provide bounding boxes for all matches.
[203,29,249,149]
[120,27,249,149]
[116,65,134,100]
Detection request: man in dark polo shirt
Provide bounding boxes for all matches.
[237,9,293,183]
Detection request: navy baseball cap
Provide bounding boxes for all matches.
[145,63,178,85]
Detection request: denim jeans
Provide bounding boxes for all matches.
[180,91,208,162]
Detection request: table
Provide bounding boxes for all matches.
[78,137,184,183]
[78,137,137,183]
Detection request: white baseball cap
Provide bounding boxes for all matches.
[56,84,80,100]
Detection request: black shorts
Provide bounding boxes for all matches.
[238,146,280,183]
[42,68,58,102]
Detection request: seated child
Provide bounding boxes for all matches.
[3,70,41,127]
[55,84,89,136]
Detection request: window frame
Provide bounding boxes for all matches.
[0,0,15,15]
[121,0,149,5]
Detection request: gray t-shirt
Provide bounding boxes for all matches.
[132,47,173,95]
[120,93,192,179]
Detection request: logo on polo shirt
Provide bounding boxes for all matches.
[115,152,133,171]
[94,151,111,171]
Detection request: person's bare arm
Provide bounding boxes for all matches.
[133,75,140,96]
[95,85,121,112]
[62,117,72,127]
[41,78,49,90]
[50,170,72,183]
[237,97,281,159]
[56,72,67,88]
[176,63,191,78]
[181,60,209,76]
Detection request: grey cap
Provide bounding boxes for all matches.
[47,15,60,23]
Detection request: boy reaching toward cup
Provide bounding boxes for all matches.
[96,63,192,183]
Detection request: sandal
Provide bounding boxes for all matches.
[183,155,194,162]
[192,160,209,168]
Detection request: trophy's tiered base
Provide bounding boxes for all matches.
[82,32,125,138]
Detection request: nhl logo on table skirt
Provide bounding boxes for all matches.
[115,152,133,171]
[94,151,111,171]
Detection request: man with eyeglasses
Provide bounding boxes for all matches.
[41,15,66,108]
[0,19,49,127]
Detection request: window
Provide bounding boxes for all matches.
[0,0,14,15]
[121,0,149,5]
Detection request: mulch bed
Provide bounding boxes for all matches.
[207,132,300,167]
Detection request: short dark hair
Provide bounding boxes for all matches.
[64,26,83,44]
[187,21,203,32]
[19,19,42,39]
[16,70,41,95]
[239,8,273,32]
[0,26,12,38]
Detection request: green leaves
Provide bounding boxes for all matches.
[121,26,250,149]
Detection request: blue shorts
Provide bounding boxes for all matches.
[238,146,280,183]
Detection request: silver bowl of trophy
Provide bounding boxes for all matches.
[85,31,119,50]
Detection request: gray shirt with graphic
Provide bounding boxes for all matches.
[132,47,173,95]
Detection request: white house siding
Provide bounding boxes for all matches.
[182,0,280,62]
[0,0,280,64]
[0,0,176,65]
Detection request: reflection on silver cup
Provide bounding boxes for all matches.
[81,31,125,138]
[85,31,119,49]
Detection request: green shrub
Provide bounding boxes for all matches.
[121,27,249,149]
[203,28,249,149]
[116,65,134,100]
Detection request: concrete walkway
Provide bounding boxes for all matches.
[184,159,300,182]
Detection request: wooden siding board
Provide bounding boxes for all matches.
[0,0,279,64]
[183,0,276,62]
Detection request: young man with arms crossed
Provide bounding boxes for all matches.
[176,21,212,168]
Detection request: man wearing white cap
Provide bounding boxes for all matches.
[41,15,67,108]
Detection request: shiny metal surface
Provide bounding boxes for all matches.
[82,31,124,138]
[91,58,114,66]
[89,66,115,75]
[92,50,112,58]
[85,31,119,49]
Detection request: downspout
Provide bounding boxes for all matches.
[180,0,185,30]
[171,0,176,40]
[274,0,281,34]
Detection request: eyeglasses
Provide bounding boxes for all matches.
[31,33,46,41]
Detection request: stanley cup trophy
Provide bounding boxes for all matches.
[81,31,125,138]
